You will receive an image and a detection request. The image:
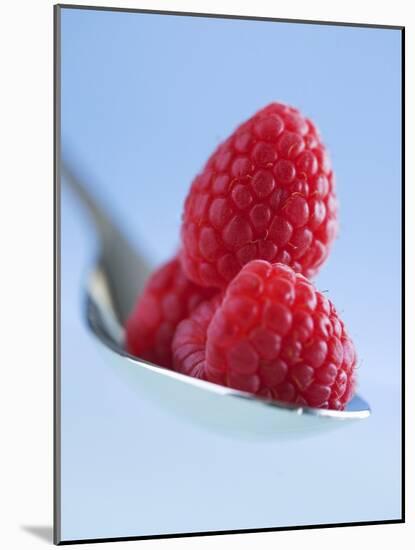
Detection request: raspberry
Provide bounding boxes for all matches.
[171,294,222,379]
[180,102,338,288]
[125,256,217,368]
[172,261,356,410]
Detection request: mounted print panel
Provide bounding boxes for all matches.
[55,4,404,544]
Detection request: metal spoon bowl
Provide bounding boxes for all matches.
[63,162,371,440]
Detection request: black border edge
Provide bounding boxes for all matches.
[401,26,405,524]
[57,520,404,545]
[53,3,405,545]
[53,4,62,546]
[56,3,404,30]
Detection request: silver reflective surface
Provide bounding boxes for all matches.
[63,164,370,440]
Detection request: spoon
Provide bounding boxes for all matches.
[62,162,371,439]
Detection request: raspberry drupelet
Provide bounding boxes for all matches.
[125,256,217,369]
[180,102,338,289]
[169,294,222,380]
[172,260,356,411]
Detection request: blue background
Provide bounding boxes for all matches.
[60,7,402,541]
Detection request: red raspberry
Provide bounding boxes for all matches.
[171,294,222,379]
[180,102,338,288]
[172,260,356,410]
[125,256,217,368]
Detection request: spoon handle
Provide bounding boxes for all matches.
[61,162,115,241]
[61,161,152,322]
